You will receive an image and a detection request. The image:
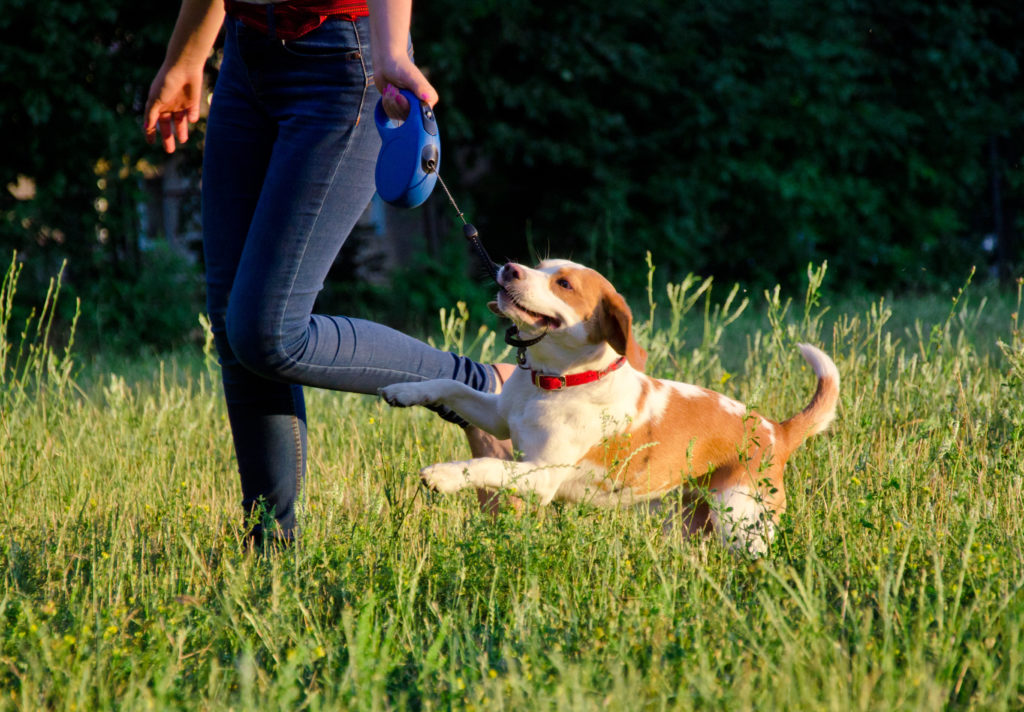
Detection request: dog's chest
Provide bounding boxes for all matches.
[505,381,641,462]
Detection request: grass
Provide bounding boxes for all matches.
[2,255,1024,710]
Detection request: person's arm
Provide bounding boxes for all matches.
[144,0,225,153]
[368,0,438,120]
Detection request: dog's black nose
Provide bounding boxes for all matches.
[500,263,524,283]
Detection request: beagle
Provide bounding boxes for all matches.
[380,259,839,554]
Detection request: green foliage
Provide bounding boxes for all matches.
[0,0,191,349]
[3,260,1024,708]
[74,245,205,353]
[2,0,1023,355]
[417,0,1024,292]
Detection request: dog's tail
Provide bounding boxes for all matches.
[779,344,840,449]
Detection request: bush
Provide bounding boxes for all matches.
[74,245,205,353]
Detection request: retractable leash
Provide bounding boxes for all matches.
[374,89,545,363]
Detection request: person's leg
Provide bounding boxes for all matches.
[205,17,502,541]
[221,17,496,401]
[203,18,308,542]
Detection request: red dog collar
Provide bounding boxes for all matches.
[531,357,626,391]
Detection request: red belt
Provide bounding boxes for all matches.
[224,0,369,40]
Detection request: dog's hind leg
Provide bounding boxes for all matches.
[709,484,776,556]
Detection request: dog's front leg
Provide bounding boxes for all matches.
[421,458,573,505]
[379,380,510,439]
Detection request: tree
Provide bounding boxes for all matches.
[415,0,1024,292]
[0,0,203,347]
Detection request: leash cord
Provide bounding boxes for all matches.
[425,159,546,357]
[425,159,500,283]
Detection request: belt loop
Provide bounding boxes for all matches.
[265,5,276,40]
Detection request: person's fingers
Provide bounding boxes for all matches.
[173,111,190,145]
[159,116,176,153]
[400,64,438,108]
[142,67,202,152]
[143,100,162,144]
[409,80,438,109]
[381,75,439,122]
[381,83,410,121]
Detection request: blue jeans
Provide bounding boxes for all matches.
[203,16,495,539]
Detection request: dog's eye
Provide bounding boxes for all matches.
[556,278,572,290]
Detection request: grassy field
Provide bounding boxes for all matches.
[2,258,1024,710]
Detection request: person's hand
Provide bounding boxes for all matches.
[373,52,438,121]
[143,63,204,153]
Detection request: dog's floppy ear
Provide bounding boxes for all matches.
[598,290,647,371]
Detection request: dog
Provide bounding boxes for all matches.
[380,259,839,554]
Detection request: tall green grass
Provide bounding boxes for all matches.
[2,254,1023,710]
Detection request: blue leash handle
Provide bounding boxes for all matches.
[373,89,440,209]
[372,88,500,284]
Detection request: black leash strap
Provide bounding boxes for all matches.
[425,159,547,360]
[424,158,501,284]
[505,325,545,366]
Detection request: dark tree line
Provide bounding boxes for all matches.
[417,0,1023,292]
[1,0,1022,348]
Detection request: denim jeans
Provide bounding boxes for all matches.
[203,16,495,539]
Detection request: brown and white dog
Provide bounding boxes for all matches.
[380,259,839,554]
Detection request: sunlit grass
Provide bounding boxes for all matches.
[2,255,1023,710]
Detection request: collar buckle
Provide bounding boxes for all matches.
[532,372,567,390]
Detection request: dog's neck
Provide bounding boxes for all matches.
[520,340,622,377]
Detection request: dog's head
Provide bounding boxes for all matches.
[489,259,647,371]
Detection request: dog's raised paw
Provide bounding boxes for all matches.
[378,382,434,408]
[420,463,470,494]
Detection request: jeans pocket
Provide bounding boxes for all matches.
[280,18,363,59]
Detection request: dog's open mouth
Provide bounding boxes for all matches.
[497,289,562,330]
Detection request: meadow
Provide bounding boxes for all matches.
[2,256,1023,710]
